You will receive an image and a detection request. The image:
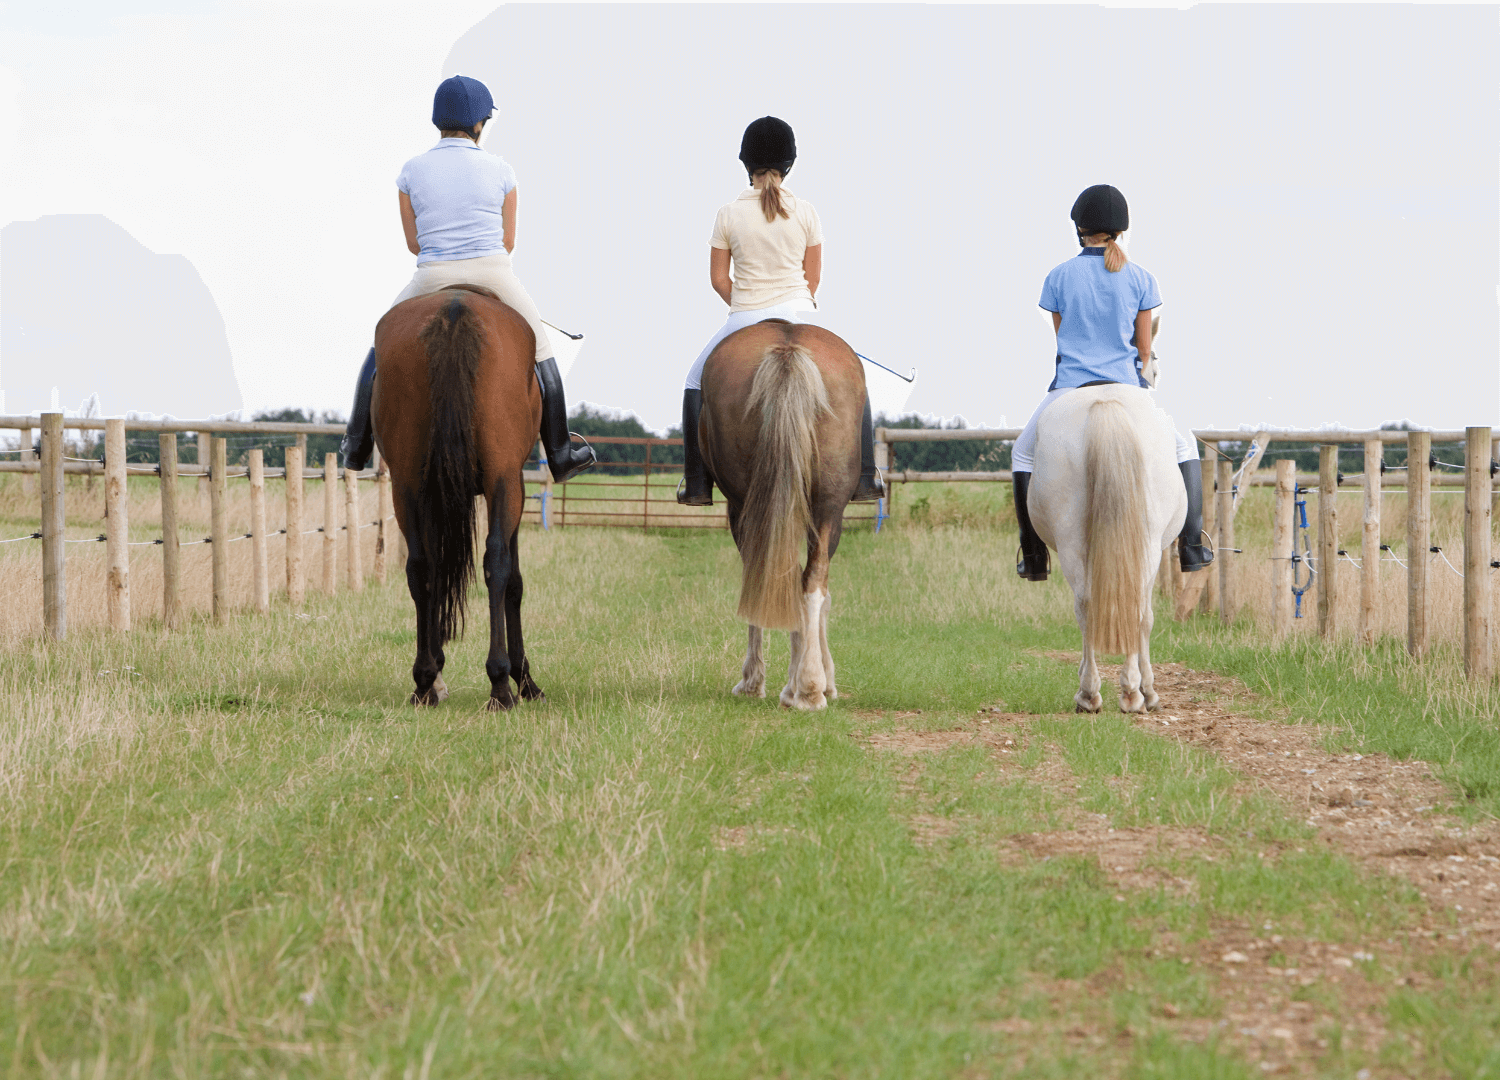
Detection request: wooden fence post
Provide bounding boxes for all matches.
[1216,457,1234,624]
[1360,438,1382,646]
[344,464,364,591]
[374,457,391,586]
[159,433,181,630]
[1464,426,1494,682]
[40,413,66,640]
[249,449,270,615]
[1406,431,1430,658]
[1200,445,1219,615]
[323,452,338,594]
[1271,458,1296,640]
[285,446,304,609]
[210,437,228,624]
[197,431,210,502]
[104,418,131,632]
[1317,444,1339,640]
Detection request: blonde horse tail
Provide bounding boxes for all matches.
[735,341,830,629]
[1085,399,1150,655]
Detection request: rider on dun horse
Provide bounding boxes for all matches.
[340,75,594,483]
[678,116,883,508]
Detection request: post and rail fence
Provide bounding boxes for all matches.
[3,414,1495,680]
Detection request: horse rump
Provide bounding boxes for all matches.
[1084,399,1150,655]
[735,342,830,630]
[416,292,482,645]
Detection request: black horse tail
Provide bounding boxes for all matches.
[417,292,482,644]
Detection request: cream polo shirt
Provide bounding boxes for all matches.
[710,187,824,312]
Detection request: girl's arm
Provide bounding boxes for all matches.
[502,188,517,254]
[1133,309,1153,361]
[802,244,822,298]
[710,248,732,306]
[399,192,420,255]
[1052,311,1061,334]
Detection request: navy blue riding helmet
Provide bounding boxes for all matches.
[432,75,495,131]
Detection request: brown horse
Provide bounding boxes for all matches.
[699,320,866,711]
[372,285,545,710]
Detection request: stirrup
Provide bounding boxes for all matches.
[851,466,885,504]
[1180,530,1215,572]
[547,431,596,483]
[1015,543,1049,582]
[676,475,713,506]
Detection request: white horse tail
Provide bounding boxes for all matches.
[736,341,830,630]
[1084,398,1150,655]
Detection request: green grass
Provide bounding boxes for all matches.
[0,516,1496,1077]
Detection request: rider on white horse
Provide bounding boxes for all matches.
[341,75,595,483]
[677,116,883,507]
[1011,184,1213,580]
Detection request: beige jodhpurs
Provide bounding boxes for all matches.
[390,252,552,363]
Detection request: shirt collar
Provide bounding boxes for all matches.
[435,137,480,149]
[1079,246,1106,257]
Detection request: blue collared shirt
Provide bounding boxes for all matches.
[1039,247,1162,390]
[397,138,518,265]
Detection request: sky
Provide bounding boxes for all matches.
[1,1,1496,433]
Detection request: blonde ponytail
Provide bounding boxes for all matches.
[754,169,790,223]
[1103,236,1127,273]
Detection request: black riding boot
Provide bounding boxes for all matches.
[340,347,377,471]
[1178,461,1215,571]
[850,393,886,503]
[677,388,713,506]
[1012,471,1050,581]
[535,357,596,483]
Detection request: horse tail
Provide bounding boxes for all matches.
[417,292,482,644]
[1084,398,1150,655]
[735,341,831,630]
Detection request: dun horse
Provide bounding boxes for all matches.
[1027,383,1186,713]
[373,286,546,710]
[699,321,866,711]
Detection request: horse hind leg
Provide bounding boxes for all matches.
[1118,652,1146,713]
[1138,598,1160,712]
[733,625,767,697]
[482,482,518,712]
[780,527,832,711]
[505,528,545,701]
[818,588,836,700]
[405,510,447,707]
[1073,594,1103,713]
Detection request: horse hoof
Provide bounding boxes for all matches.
[1144,695,1161,712]
[486,695,515,712]
[411,689,442,708]
[733,680,766,698]
[1074,694,1102,714]
[781,688,827,711]
[431,675,450,703]
[826,685,839,700]
[517,677,546,701]
[1119,692,1146,714]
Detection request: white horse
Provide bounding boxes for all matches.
[1027,383,1185,713]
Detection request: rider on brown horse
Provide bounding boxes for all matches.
[341,75,594,483]
[678,116,883,507]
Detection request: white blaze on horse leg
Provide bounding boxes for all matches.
[733,624,767,697]
[432,672,450,703]
[817,588,836,700]
[780,592,828,710]
[1073,594,1103,713]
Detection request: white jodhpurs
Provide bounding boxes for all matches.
[1011,386,1196,473]
[390,252,552,363]
[684,303,819,390]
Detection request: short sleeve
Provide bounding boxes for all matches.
[1137,267,1162,311]
[396,160,412,195]
[1038,269,1061,313]
[801,200,824,247]
[710,205,731,250]
[495,157,517,197]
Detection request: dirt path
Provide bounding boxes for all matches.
[852,660,1500,1077]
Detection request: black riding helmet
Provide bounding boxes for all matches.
[739,116,796,180]
[1070,184,1129,236]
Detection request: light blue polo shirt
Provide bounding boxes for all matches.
[1038,247,1162,390]
[397,138,518,265]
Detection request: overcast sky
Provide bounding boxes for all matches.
[2,2,1496,432]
